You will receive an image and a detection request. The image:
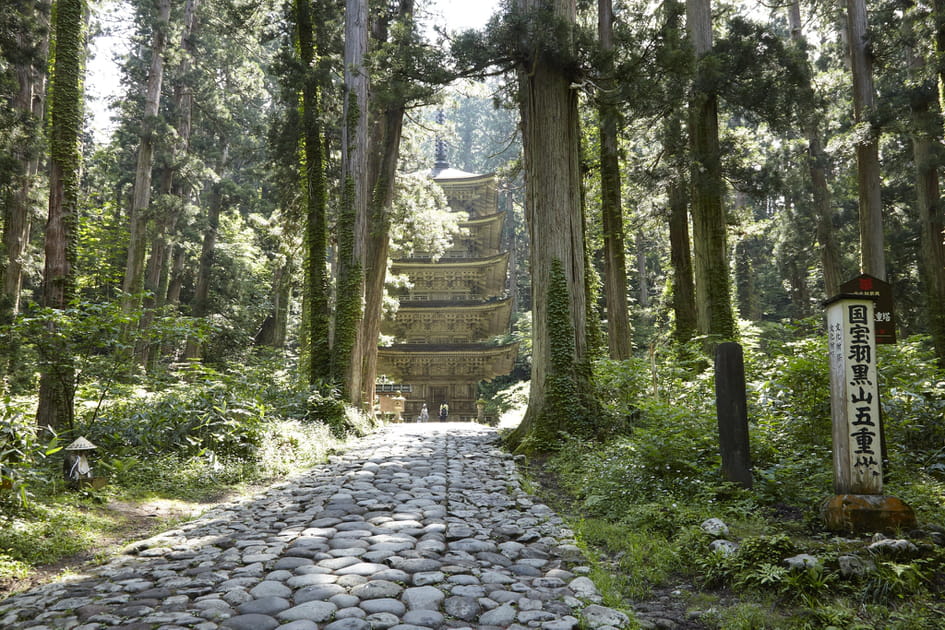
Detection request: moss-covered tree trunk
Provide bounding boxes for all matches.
[36,0,85,431]
[333,0,369,402]
[122,0,171,308]
[294,0,332,386]
[598,0,631,360]
[844,0,885,280]
[506,0,596,452]
[687,0,735,341]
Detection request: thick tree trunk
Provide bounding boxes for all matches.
[296,0,331,386]
[507,0,596,451]
[668,167,697,344]
[845,0,885,280]
[333,0,370,401]
[906,5,945,366]
[359,105,406,413]
[598,0,632,360]
[122,0,171,304]
[687,0,735,342]
[788,1,842,297]
[36,0,85,431]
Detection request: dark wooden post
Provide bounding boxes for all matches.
[715,342,753,488]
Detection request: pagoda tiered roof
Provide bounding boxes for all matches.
[382,296,513,343]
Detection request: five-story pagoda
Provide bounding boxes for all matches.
[376,138,518,421]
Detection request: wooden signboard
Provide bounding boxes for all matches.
[839,274,896,344]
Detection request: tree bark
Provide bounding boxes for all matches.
[905,4,945,366]
[2,1,50,320]
[136,0,200,366]
[598,0,632,360]
[788,0,842,297]
[844,0,886,280]
[255,260,293,348]
[36,0,85,431]
[507,0,596,451]
[687,0,735,342]
[122,0,171,304]
[359,103,407,413]
[332,0,370,400]
[184,152,226,360]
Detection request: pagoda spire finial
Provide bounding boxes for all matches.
[434,109,449,170]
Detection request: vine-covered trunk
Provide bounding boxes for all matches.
[845,0,885,280]
[122,0,171,308]
[598,0,631,360]
[36,0,85,431]
[687,0,735,342]
[333,0,369,401]
[507,0,595,451]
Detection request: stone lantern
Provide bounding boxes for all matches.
[392,392,406,423]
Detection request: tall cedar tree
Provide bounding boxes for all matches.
[35,0,85,430]
[332,0,369,400]
[661,0,697,345]
[356,0,417,414]
[788,0,842,297]
[597,0,631,359]
[845,0,886,279]
[687,0,735,341]
[506,0,598,452]
[1,1,50,321]
[904,2,945,366]
[122,0,172,310]
[296,0,332,385]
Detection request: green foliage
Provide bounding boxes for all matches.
[0,401,61,510]
[574,518,679,600]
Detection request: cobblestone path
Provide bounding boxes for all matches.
[0,423,630,630]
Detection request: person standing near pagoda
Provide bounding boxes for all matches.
[419,404,429,423]
[439,402,449,421]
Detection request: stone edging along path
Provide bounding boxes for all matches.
[0,423,631,630]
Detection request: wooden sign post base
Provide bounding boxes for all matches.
[822,494,916,534]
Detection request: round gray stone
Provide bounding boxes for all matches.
[277,600,338,623]
[359,598,406,616]
[250,581,292,599]
[350,580,404,600]
[222,613,280,630]
[237,596,292,615]
[480,603,516,626]
[324,619,371,630]
[403,608,444,626]
[443,595,481,621]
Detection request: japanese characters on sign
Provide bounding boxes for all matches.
[826,296,883,495]
[839,274,896,344]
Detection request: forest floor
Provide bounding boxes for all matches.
[0,490,257,599]
[527,457,716,630]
